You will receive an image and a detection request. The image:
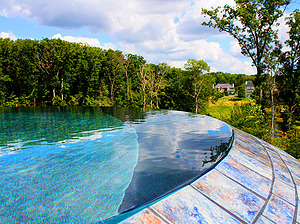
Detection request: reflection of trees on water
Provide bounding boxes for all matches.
[0,107,124,149]
[102,106,151,123]
[202,134,234,166]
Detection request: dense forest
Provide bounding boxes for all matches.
[0,37,251,113]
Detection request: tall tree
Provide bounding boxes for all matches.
[137,63,150,108]
[153,62,169,108]
[35,38,71,104]
[184,59,210,113]
[265,49,281,139]
[202,0,291,103]
[127,54,146,106]
[124,54,131,105]
[0,38,13,105]
[278,10,300,129]
[102,49,125,105]
[16,39,39,106]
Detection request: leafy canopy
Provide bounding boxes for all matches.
[202,0,290,76]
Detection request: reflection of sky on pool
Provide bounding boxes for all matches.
[117,110,232,214]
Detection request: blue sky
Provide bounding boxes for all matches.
[0,0,299,75]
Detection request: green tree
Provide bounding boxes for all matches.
[202,0,290,103]
[76,44,105,105]
[184,59,210,113]
[127,54,146,107]
[137,63,150,108]
[35,38,72,105]
[160,67,192,111]
[0,38,13,106]
[265,48,281,139]
[278,10,300,129]
[102,49,125,105]
[15,39,39,106]
[153,62,169,108]
[226,100,270,139]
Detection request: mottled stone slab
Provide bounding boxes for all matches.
[151,186,241,224]
[273,163,294,187]
[235,140,270,165]
[235,132,264,152]
[229,145,272,180]
[264,144,283,162]
[297,200,300,223]
[263,194,295,224]
[216,156,271,199]
[256,215,276,224]
[192,169,265,223]
[293,173,300,187]
[273,178,296,205]
[120,209,167,224]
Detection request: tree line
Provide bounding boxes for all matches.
[0,37,250,113]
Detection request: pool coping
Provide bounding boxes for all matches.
[119,128,300,224]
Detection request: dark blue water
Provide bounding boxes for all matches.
[107,109,233,215]
[0,107,233,223]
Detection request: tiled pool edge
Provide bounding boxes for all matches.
[120,129,300,224]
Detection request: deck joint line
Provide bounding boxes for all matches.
[215,168,267,201]
[228,154,272,181]
[190,184,248,224]
[250,138,275,224]
[266,142,299,224]
[148,207,172,224]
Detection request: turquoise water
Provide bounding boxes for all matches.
[0,107,139,223]
[0,107,233,223]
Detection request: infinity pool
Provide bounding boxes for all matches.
[0,107,233,223]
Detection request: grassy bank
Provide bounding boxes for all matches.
[207,95,250,120]
[207,95,300,160]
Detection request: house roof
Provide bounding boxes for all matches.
[245,82,254,87]
[215,83,234,89]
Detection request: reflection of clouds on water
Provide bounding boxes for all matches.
[57,129,104,147]
[119,110,233,213]
[133,110,232,171]
[0,139,23,154]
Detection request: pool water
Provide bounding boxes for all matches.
[0,107,233,223]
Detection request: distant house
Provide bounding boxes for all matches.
[245,81,254,98]
[215,83,235,94]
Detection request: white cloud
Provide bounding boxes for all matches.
[52,33,102,48]
[1,0,260,74]
[51,33,119,50]
[0,2,31,17]
[218,56,255,75]
[277,13,291,51]
[0,32,18,40]
[176,0,235,41]
[119,34,255,74]
[229,40,243,57]
[102,43,117,50]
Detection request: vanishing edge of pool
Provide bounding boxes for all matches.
[104,113,235,224]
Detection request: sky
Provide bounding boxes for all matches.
[0,0,299,75]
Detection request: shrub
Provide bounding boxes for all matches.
[225,100,270,139]
[271,127,300,159]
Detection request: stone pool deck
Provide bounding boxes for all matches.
[120,129,300,224]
